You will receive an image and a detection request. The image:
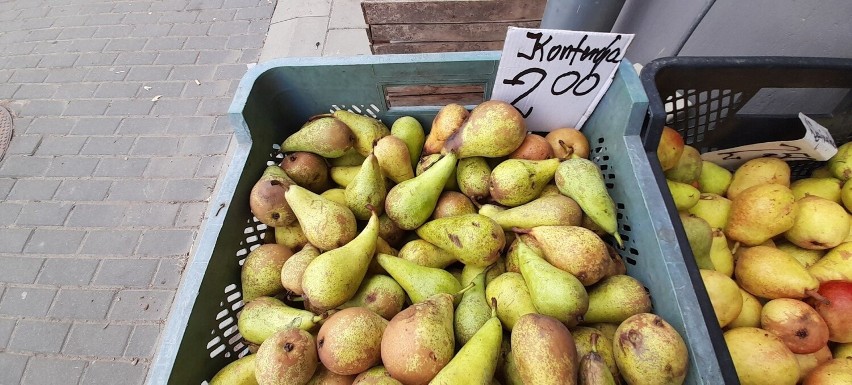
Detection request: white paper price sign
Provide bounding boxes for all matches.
[492,27,634,132]
[701,113,838,168]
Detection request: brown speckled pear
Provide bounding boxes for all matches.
[284,184,357,251]
[317,307,388,375]
[381,293,455,385]
[489,158,560,207]
[374,135,415,183]
[255,328,318,385]
[582,275,651,325]
[572,327,619,380]
[483,194,582,230]
[339,274,406,320]
[376,253,461,304]
[305,365,356,385]
[516,239,588,327]
[280,244,320,296]
[511,313,578,385]
[555,158,622,247]
[424,104,468,156]
[613,313,688,385]
[274,221,309,251]
[242,243,294,302]
[237,297,323,345]
[443,100,526,159]
[282,116,354,159]
[352,366,402,385]
[332,110,390,157]
[485,272,537,330]
[398,239,457,269]
[520,226,610,286]
[385,153,458,230]
[416,214,505,267]
[280,152,331,193]
[456,157,491,203]
[250,166,296,227]
[345,154,387,220]
[431,191,476,219]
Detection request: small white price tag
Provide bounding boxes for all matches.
[700,113,838,168]
[491,27,633,132]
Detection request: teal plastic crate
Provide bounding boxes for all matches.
[148,52,732,384]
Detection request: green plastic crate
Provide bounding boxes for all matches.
[148,52,732,384]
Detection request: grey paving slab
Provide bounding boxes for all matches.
[0,257,43,284]
[7,179,62,200]
[8,319,72,354]
[124,324,161,358]
[24,229,86,255]
[80,230,142,256]
[81,361,148,385]
[54,179,113,201]
[0,353,28,385]
[108,289,175,321]
[0,287,57,317]
[50,288,116,320]
[93,258,159,287]
[21,357,86,385]
[63,323,133,356]
[37,258,99,285]
[0,318,15,348]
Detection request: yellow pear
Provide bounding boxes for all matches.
[700,269,743,327]
[725,184,796,246]
[727,157,791,199]
[687,193,732,229]
[784,196,850,250]
[790,177,843,202]
[808,242,852,282]
[666,179,700,210]
[842,179,852,212]
[709,229,734,277]
[726,289,763,329]
[735,246,820,300]
[724,327,799,385]
[776,240,826,268]
[698,160,733,195]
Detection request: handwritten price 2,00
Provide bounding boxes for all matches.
[501,32,625,118]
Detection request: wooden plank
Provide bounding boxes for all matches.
[387,93,485,107]
[386,84,485,97]
[370,20,539,43]
[372,41,505,54]
[362,0,546,24]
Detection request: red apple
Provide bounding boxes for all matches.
[657,126,685,171]
[810,281,852,343]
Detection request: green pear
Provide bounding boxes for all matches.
[698,160,733,195]
[687,193,732,229]
[554,158,622,247]
[432,302,502,384]
[723,327,799,385]
[482,194,582,230]
[519,226,610,286]
[516,238,588,327]
[280,244,320,296]
[709,229,734,276]
[255,328,318,385]
[485,272,537,330]
[280,152,330,193]
[490,158,560,207]
[454,266,492,346]
[211,354,258,385]
[417,153,459,191]
[376,253,461,304]
[776,240,825,268]
[572,328,618,381]
[285,185,357,251]
[498,338,524,385]
[237,296,323,344]
[250,166,296,227]
[791,177,843,202]
[478,203,506,218]
[613,314,688,385]
[511,314,578,385]
[352,366,401,384]
[306,366,356,384]
[785,195,850,250]
[457,157,491,202]
[301,211,379,311]
[842,179,852,212]
[828,142,852,181]
[319,188,347,206]
[809,241,852,282]
[443,100,526,158]
[330,166,360,188]
[735,246,819,299]
[386,153,458,230]
[701,269,743,327]
[416,214,505,267]
[664,145,702,184]
[282,116,354,158]
[374,135,414,183]
[727,157,791,199]
[398,239,456,268]
[332,110,390,157]
[381,293,455,384]
[727,288,763,329]
[725,183,796,246]
[582,275,652,324]
[330,148,367,167]
[390,116,425,169]
[667,179,700,210]
[242,244,294,302]
[680,213,715,270]
[432,191,476,219]
[274,222,309,251]
[338,274,405,320]
[345,154,387,220]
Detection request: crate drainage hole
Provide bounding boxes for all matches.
[0,105,12,162]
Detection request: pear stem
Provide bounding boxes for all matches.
[558,140,575,160]
[287,295,305,302]
[730,241,741,255]
[365,204,376,214]
[490,297,497,318]
[455,282,475,296]
[511,227,532,234]
[590,333,599,353]
[806,289,830,306]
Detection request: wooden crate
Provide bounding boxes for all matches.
[362,0,546,54]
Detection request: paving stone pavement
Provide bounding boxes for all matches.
[0,1,277,384]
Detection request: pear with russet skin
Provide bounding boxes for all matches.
[509,133,553,160]
[486,272,537,330]
[784,195,850,250]
[255,328,318,385]
[791,177,843,202]
[698,160,733,195]
[398,239,456,269]
[735,246,820,300]
[667,179,700,210]
[417,153,458,191]
[416,214,505,267]
[687,193,731,229]
[432,191,476,219]
[338,274,405,320]
[242,244,293,302]
[390,116,425,169]
[432,298,502,385]
[250,166,296,227]
[282,116,354,158]
[546,127,590,159]
[582,275,652,324]
[376,253,461,304]
[578,333,617,385]
[280,152,331,193]
[332,110,389,157]
[456,157,491,202]
[237,296,324,345]
[377,214,405,247]
[301,211,379,311]
[519,226,610,286]
[613,313,689,385]
[385,153,458,230]
[808,241,852,282]
[306,366,356,385]
[482,194,582,230]
[316,307,387,375]
[555,158,622,247]
[490,158,560,207]
[443,100,526,158]
[424,103,467,156]
[345,154,387,220]
[761,298,829,354]
[701,269,743,328]
[516,238,588,327]
[727,157,791,199]
[572,327,619,380]
[373,135,414,183]
[511,313,578,385]
[352,366,401,384]
[285,184,357,251]
[725,183,796,246]
[280,244,320,296]
[664,145,702,184]
[454,266,493,346]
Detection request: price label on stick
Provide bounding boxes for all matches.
[491,27,634,132]
[701,113,838,168]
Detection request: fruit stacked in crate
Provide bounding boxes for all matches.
[657,127,852,385]
[211,101,691,385]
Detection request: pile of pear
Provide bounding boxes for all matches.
[212,101,690,385]
[657,126,852,385]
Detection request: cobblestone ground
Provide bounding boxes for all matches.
[0,1,275,383]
